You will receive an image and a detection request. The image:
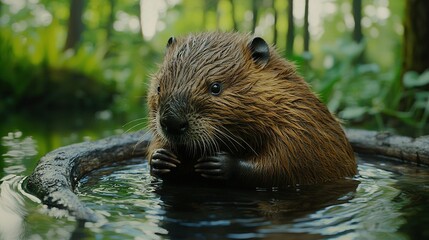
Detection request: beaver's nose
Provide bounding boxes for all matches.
[160,114,189,135]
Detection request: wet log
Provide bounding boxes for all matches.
[345,129,429,166]
[24,131,150,222]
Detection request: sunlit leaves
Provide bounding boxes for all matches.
[403,70,429,88]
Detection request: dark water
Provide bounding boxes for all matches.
[1,114,429,239]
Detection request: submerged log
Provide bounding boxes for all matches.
[345,129,429,166]
[23,129,429,222]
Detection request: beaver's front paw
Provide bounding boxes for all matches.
[150,148,181,178]
[194,152,238,180]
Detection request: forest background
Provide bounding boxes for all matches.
[1,0,428,137]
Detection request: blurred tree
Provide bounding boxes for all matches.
[64,0,86,51]
[303,0,309,52]
[229,0,237,31]
[251,0,258,33]
[272,0,278,45]
[400,0,429,125]
[352,0,364,63]
[106,0,115,41]
[203,0,211,29]
[216,1,221,29]
[286,0,294,56]
[352,0,363,43]
[403,0,429,81]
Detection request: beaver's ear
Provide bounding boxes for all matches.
[166,36,176,48]
[249,37,270,67]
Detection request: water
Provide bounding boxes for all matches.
[1,114,429,239]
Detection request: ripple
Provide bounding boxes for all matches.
[1,131,38,175]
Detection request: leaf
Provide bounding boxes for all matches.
[339,106,368,120]
[357,64,380,75]
[403,70,429,88]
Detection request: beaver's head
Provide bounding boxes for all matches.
[148,32,300,157]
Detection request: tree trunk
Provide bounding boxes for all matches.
[251,0,258,33]
[203,0,219,30]
[272,0,278,46]
[202,0,207,29]
[352,0,363,43]
[403,0,429,80]
[229,0,237,31]
[400,0,429,114]
[64,0,86,51]
[352,0,364,63]
[286,0,294,57]
[216,1,221,29]
[303,0,310,52]
[106,0,115,42]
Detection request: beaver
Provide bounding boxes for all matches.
[147,32,357,187]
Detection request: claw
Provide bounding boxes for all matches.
[151,159,177,168]
[150,148,181,178]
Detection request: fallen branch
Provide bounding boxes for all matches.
[345,128,429,166]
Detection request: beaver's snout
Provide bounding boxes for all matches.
[160,113,189,136]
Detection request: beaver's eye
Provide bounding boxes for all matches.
[209,82,222,96]
[157,85,161,94]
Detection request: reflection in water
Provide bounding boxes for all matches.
[1,131,37,176]
[271,164,405,239]
[153,179,359,239]
[77,160,168,239]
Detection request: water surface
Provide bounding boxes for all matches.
[1,114,428,239]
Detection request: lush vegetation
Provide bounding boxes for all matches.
[1,0,428,135]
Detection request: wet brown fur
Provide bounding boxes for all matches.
[147,32,357,186]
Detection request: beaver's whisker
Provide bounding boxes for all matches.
[122,117,148,128]
[217,125,246,150]
[220,125,258,156]
[125,122,147,134]
[210,125,237,153]
[207,130,220,154]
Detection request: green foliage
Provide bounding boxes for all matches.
[403,70,429,88]
[303,38,428,135]
[0,0,426,135]
[391,71,429,130]
[0,20,116,114]
[306,39,391,123]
